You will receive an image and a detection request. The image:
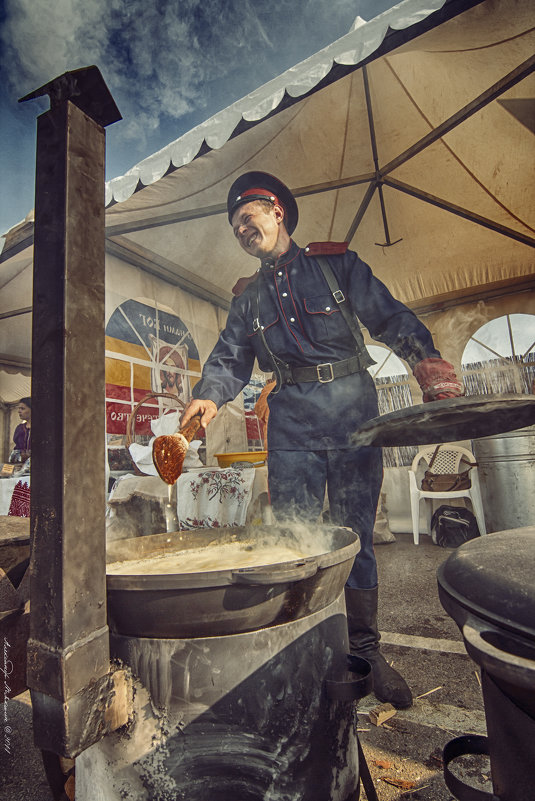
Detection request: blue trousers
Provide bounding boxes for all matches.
[267,448,383,589]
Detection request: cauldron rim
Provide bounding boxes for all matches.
[106,523,359,590]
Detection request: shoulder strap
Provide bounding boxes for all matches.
[315,256,375,371]
[428,445,441,470]
[305,241,349,256]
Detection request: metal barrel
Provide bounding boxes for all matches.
[473,426,535,533]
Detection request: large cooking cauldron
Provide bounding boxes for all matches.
[106,523,359,637]
[75,524,368,801]
[437,527,535,801]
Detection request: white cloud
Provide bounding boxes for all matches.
[1,0,282,144]
[0,0,366,182]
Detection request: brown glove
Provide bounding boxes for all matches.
[413,358,464,403]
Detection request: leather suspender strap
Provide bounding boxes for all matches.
[428,444,441,470]
[315,256,375,371]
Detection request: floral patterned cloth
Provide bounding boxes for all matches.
[177,467,256,530]
[7,479,31,517]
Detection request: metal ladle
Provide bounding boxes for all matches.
[152,413,203,532]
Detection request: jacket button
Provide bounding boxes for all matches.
[290,317,295,323]
[325,306,331,311]
[282,292,288,297]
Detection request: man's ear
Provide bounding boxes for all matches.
[273,203,285,225]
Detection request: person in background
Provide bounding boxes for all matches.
[182,172,463,709]
[11,396,32,463]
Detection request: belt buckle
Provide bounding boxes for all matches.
[317,362,334,383]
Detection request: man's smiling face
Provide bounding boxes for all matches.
[231,200,287,259]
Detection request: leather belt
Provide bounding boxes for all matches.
[285,355,364,384]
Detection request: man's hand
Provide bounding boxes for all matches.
[413,358,464,403]
[181,398,218,429]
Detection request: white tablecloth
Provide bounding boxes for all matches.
[108,466,270,531]
[177,467,255,529]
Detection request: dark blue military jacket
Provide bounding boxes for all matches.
[193,240,440,451]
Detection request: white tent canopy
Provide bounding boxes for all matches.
[1,0,534,405]
[102,0,535,309]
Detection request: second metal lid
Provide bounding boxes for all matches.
[351,394,535,447]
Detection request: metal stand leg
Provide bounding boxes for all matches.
[357,736,379,801]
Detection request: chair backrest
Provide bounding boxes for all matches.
[411,445,476,475]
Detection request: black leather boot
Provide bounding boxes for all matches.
[345,586,412,709]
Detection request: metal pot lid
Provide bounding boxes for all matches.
[351,394,535,448]
[437,528,535,642]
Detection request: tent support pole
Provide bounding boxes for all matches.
[383,177,535,248]
[361,64,400,247]
[344,181,377,244]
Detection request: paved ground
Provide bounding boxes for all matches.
[1,531,490,800]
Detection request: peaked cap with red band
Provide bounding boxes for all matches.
[227,171,298,235]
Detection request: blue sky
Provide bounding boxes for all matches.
[0,0,396,241]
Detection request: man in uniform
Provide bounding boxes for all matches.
[181,172,463,708]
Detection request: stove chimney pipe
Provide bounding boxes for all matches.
[21,67,131,757]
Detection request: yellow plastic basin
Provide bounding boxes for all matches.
[214,451,267,468]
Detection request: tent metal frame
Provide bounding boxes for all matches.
[102,52,535,247]
[346,54,535,247]
[101,48,535,309]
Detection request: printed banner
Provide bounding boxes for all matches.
[105,299,200,435]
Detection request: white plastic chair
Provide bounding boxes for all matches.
[408,445,487,545]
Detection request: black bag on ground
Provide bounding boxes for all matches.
[431,505,480,548]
